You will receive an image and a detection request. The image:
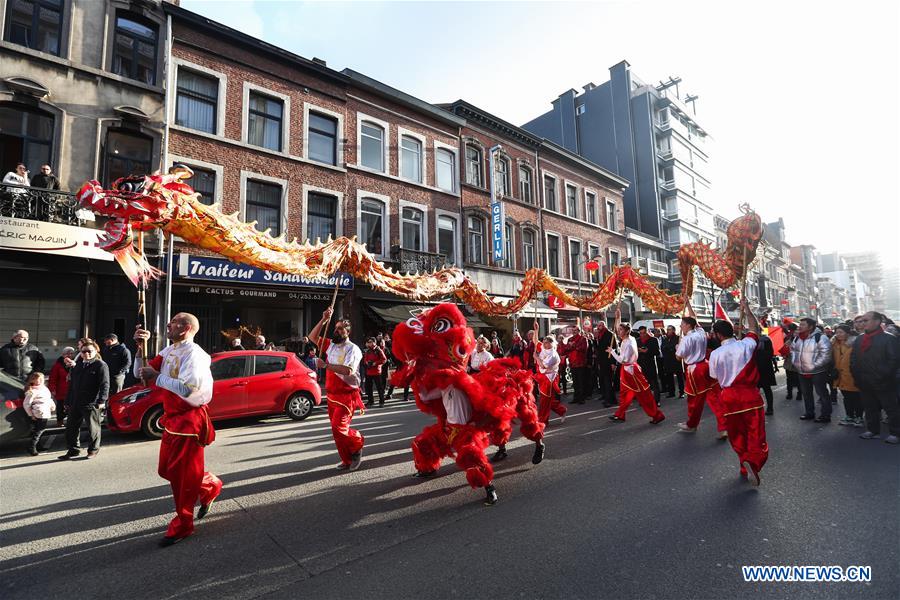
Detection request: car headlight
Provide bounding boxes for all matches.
[121,389,152,404]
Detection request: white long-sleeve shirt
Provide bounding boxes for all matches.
[135,340,213,407]
[536,347,560,381]
[676,327,707,364]
[709,333,759,388]
[420,385,472,425]
[610,336,638,365]
[469,350,494,371]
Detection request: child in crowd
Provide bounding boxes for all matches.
[23,371,54,456]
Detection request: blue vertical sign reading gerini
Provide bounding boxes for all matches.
[491,201,505,261]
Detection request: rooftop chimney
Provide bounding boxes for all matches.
[311,57,327,67]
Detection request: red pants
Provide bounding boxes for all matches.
[725,408,769,475]
[536,374,566,425]
[412,423,492,488]
[615,387,663,420]
[158,432,223,538]
[685,389,727,431]
[327,394,365,465]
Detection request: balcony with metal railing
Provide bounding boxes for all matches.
[390,245,448,274]
[0,183,85,226]
[628,255,669,279]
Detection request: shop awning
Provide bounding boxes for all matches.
[511,300,558,319]
[369,304,490,329]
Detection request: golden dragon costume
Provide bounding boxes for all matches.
[76,167,763,316]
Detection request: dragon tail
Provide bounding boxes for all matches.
[111,244,163,287]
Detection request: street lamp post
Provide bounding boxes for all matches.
[577,254,602,327]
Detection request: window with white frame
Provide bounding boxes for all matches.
[400,135,422,183]
[495,156,510,197]
[566,184,578,218]
[546,234,560,277]
[246,180,282,236]
[465,145,483,187]
[586,191,597,225]
[308,112,338,165]
[588,243,600,283]
[435,148,455,192]
[307,192,337,242]
[359,198,385,256]
[401,206,424,251]
[523,229,536,270]
[248,92,283,151]
[605,200,616,230]
[609,249,621,269]
[175,69,218,134]
[438,215,457,265]
[359,121,384,171]
[519,166,533,203]
[500,223,514,269]
[569,239,582,281]
[544,176,557,211]
[467,216,485,264]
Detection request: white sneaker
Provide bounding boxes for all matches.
[884,435,899,445]
[742,461,760,487]
[717,430,729,440]
[676,422,697,433]
[559,414,566,424]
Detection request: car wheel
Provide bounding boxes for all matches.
[141,405,165,439]
[285,392,315,421]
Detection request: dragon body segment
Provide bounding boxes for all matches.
[77,167,763,316]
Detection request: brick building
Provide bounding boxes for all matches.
[163,4,466,349]
[443,101,627,335]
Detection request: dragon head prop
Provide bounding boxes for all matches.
[76,166,198,285]
[391,303,475,370]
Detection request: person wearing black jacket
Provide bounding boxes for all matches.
[0,330,45,381]
[59,341,109,459]
[101,334,132,394]
[636,327,661,405]
[851,312,899,443]
[755,333,777,415]
[593,322,616,406]
[660,326,684,398]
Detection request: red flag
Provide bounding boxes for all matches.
[714,300,732,324]
[768,325,785,355]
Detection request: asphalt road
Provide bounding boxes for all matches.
[1,374,897,600]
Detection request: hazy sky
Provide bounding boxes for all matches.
[182,0,900,268]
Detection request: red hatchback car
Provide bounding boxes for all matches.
[107,351,322,438]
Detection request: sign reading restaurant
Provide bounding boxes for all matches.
[177,254,354,289]
[0,216,113,261]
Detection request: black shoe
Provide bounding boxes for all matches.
[650,415,666,425]
[365,402,373,408]
[602,401,616,407]
[785,395,793,400]
[667,393,675,398]
[379,401,384,407]
[158,534,190,548]
[413,470,436,478]
[531,440,545,465]
[28,447,38,456]
[814,416,831,423]
[678,393,685,399]
[483,484,498,506]
[336,463,351,471]
[197,489,221,520]
[349,451,363,471]
[765,409,774,416]
[57,450,79,460]
[490,448,508,463]
[799,414,815,420]
[609,415,625,422]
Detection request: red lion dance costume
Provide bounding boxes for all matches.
[391,304,544,505]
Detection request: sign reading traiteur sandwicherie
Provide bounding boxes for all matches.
[177,254,354,289]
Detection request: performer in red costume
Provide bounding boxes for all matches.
[391,304,543,505]
[135,313,222,547]
[533,332,567,425]
[676,311,728,440]
[607,308,665,424]
[308,308,365,471]
[708,299,768,487]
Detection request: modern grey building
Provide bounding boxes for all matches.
[522,60,715,301]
